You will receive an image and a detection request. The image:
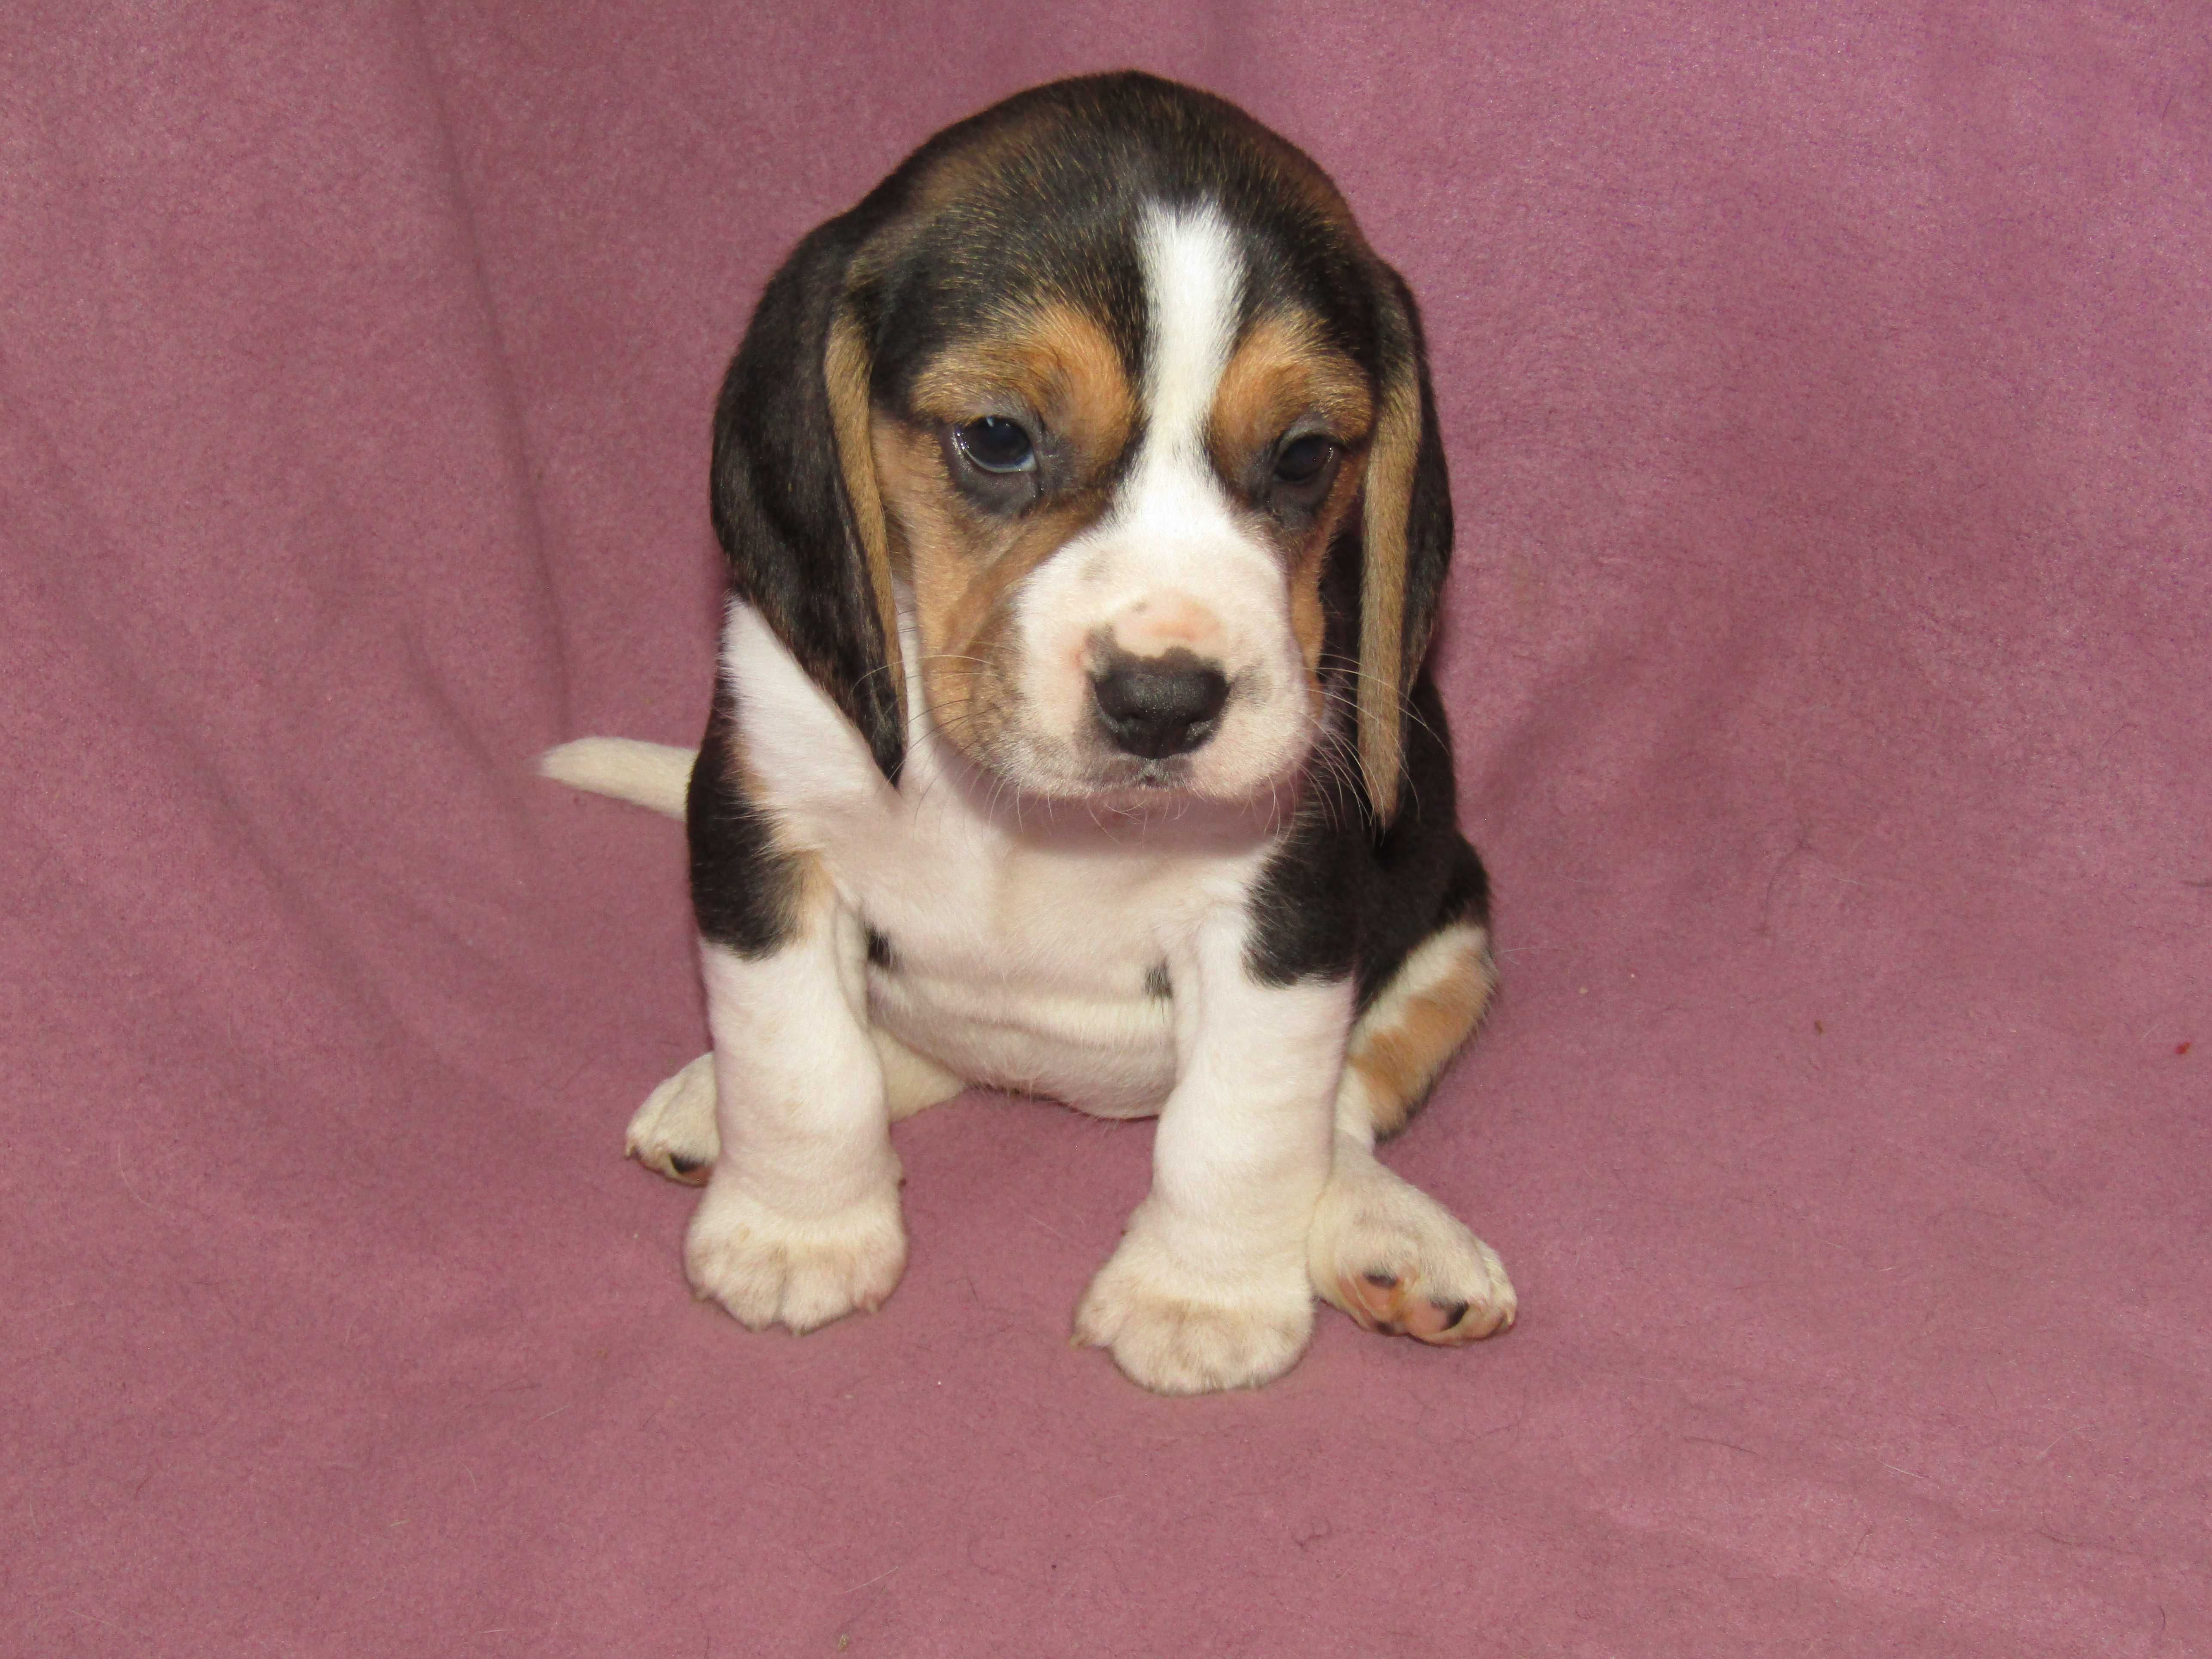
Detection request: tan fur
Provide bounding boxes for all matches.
[906,304,1133,457]
[904,101,1066,218]
[1285,538,1331,715]
[825,308,908,731]
[562,78,1513,1392]
[875,305,1134,769]
[1356,360,1423,824]
[1207,312,1372,464]
[1343,924,1495,1139]
[1206,310,1374,711]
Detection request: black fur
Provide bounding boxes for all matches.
[1246,528,1489,1006]
[696,71,1487,1000]
[1384,267,1457,729]
[688,685,803,957]
[1245,668,1489,1009]
[849,74,1392,421]
[709,213,905,781]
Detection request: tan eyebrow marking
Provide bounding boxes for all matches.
[1206,310,1373,471]
[908,303,1134,467]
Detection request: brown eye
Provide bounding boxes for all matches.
[1273,433,1335,485]
[954,416,1036,474]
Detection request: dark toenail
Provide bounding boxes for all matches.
[1434,1300,1471,1328]
[1363,1271,1399,1288]
[669,1155,703,1174]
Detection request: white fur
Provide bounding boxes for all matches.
[1010,204,1317,803]
[711,597,1356,1386]
[617,898,1516,1356]
[723,597,1258,1114]
[558,607,1510,1387]
[1139,201,1242,440]
[544,201,1512,1391]
[1073,911,1349,1391]
[684,915,905,1333]
[1307,1144,1516,1341]
[625,1051,717,1178]
[538,737,691,820]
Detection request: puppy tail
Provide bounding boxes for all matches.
[538,738,696,821]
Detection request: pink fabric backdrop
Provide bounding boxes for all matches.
[6,3,2206,1653]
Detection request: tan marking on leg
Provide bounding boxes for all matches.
[1341,921,1495,1142]
[1312,922,1511,1345]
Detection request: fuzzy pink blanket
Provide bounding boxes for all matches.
[7,4,2205,1653]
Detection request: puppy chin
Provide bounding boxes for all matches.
[992,722,1319,815]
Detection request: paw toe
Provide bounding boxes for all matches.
[1075,1230,1314,1395]
[683,1175,905,1334]
[625,1054,721,1184]
[1337,1267,1509,1345]
[1314,1163,1516,1348]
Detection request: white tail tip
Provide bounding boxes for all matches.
[538,738,696,821]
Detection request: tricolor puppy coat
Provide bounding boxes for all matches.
[545,72,1514,1394]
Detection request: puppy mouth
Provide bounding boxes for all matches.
[1099,754,1192,791]
[1005,749,1201,806]
[1030,744,1310,818]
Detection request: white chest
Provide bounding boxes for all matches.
[725,604,1274,1113]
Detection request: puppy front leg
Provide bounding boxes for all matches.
[685,869,904,1333]
[1075,913,1349,1394]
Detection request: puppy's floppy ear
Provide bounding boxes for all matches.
[1355,266,1453,827]
[711,213,906,780]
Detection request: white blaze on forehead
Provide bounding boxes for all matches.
[1096,203,1255,663]
[1001,198,1316,800]
[1136,202,1245,465]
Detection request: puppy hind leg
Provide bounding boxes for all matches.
[872,1027,968,1121]
[1308,921,1516,1344]
[627,1052,719,1184]
[625,1026,965,1188]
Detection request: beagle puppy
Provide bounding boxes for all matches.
[543,71,1514,1394]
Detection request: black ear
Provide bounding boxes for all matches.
[1355,264,1453,826]
[711,213,906,780]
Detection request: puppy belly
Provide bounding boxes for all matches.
[869,971,1176,1117]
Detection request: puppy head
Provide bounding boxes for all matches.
[714,73,1452,821]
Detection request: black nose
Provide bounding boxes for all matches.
[1090,649,1230,759]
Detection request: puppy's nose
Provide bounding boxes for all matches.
[1091,649,1230,759]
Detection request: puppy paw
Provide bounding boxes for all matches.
[1308,1149,1515,1344]
[1074,1211,1314,1394]
[625,1054,720,1184]
[684,1169,906,1334]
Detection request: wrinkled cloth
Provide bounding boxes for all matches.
[4,3,2205,1654]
